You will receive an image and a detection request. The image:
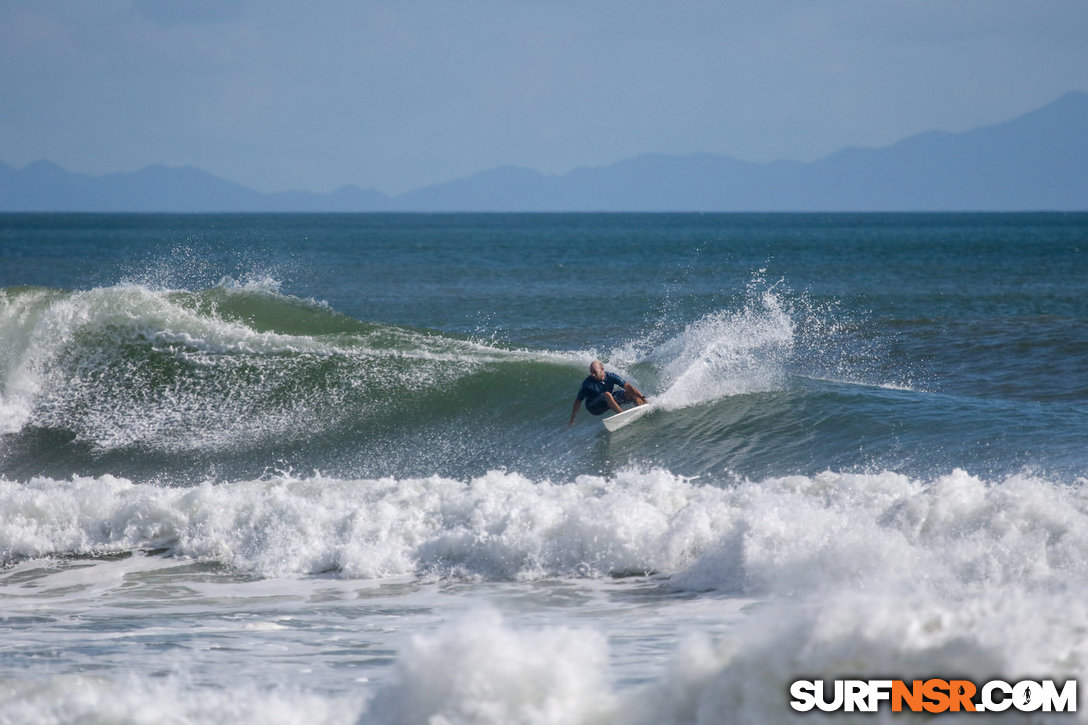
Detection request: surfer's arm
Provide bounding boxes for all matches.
[624,382,648,406]
[567,399,582,428]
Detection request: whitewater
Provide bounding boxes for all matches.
[1,213,1086,724]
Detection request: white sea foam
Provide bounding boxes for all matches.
[365,609,614,725]
[0,673,365,725]
[615,590,1087,723]
[569,279,805,405]
[649,288,794,411]
[359,595,1087,724]
[4,467,1088,722]
[4,468,1088,596]
[4,592,1084,724]
[607,274,918,410]
[0,470,731,580]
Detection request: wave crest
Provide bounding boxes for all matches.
[4,468,1087,595]
[0,283,529,454]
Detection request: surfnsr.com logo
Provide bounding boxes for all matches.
[790,679,1077,714]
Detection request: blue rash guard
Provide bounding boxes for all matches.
[577,372,628,415]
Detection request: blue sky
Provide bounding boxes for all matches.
[2,1,1087,195]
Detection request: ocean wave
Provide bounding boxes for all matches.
[3,468,1087,594]
[0,279,812,475]
[4,461,1087,723]
[0,282,562,455]
[5,279,1064,483]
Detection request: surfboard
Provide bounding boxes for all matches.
[602,404,653,432]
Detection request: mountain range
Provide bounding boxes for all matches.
[2,91,1086,212]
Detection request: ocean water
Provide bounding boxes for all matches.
[1,212,1086,723]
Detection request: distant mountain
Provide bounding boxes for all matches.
[395,91,1088,211]
[0,161,391,213]
[2,92,1086,212]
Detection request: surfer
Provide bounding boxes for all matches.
[567,360,647,427]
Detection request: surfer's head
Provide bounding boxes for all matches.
[589,360,606,381]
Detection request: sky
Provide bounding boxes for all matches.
[2,1,1087,196]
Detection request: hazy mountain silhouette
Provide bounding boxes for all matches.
[2,91,1085,212]
[0,161,391,212]
[395,91,1088,211]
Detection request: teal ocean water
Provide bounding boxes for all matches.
[1,213,1087,723]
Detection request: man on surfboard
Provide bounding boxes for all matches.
[567,360,647,427]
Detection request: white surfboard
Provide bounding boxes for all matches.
[602,404,653,432]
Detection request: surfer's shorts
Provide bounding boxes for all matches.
[587,389,627,415]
